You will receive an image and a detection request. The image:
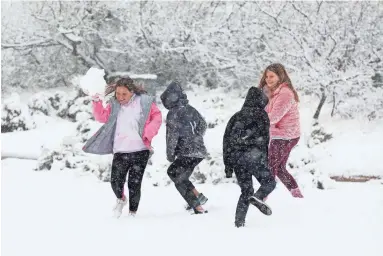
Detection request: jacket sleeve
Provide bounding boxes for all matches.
[195,109,207,136]
[143,103,162,141]
[93,101,111,123]
[222,115,237,167]
[268,90,295,125]
[166,111,180,162]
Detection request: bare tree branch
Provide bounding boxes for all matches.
[255,2,318,73]
[291,2,313,25]
[276,2,288,20]
[1,39,57,49]
[326,35,337,60]
[48,4,57,20]
[316,0,324,14]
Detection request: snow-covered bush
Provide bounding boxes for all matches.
[28,93,51,116]
[307,121,333,148]
[1,93,36,133]
[34,119,112,181]
[26,87,93,122]
[288,144,337,190]
[49,91,71,117]
[28,91,70,117]
[66,95,93,122]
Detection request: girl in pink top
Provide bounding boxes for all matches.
[86,77,162,217]
[259,63,303,198]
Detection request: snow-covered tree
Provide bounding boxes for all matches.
[254,1,382,119]
[2,1,382,118]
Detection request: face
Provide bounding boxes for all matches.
[265,70,280,89]
[115,86,133,103]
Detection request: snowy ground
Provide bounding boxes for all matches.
[2,85,383,256]
[2,158,383,256]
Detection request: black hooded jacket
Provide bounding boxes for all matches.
[223,87,270,169]
[160,81,208,162]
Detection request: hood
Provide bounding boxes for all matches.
[160,81,189,110]
[242,87,269,109]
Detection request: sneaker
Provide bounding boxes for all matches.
[249,196,272,216]
[185,193,208,211]
[192,208,208,215]
[128,212,136,217]
[291,188,304,198]
[113,198,127,218]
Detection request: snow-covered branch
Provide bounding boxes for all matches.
[1,39,57,49]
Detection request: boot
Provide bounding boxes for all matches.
[290,188,304,198]
[185,193,208,211]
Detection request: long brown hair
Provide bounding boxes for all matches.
[258,63,299,102]
[105,77,147,96]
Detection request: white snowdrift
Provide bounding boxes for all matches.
[1,120,77,160]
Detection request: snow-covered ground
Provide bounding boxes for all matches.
[2,158,383,256]
[2,85,383,256]
[1,119,77,160]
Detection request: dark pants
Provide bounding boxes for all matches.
[167,157,203,209]
[233,153,276,224]
[110,150,150,212]
[269,138,299,191]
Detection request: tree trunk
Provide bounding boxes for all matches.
[313,89,327,120]
[331,90,336,117]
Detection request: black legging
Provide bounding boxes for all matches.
[110,150,150,212]
[167,157,203,209]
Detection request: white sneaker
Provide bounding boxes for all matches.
[128,212,136,217]
[113,198,127,218]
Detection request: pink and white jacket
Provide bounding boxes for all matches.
[83,94,162,155]
[265,83,300,140]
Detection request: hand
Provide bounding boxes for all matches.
[225,166,234,178]
[91,93,102,102]
[167,155,175,163]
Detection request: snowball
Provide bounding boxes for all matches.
[79,67,107,98]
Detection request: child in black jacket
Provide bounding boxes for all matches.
[223,87,276,227]
[160,81,209,214]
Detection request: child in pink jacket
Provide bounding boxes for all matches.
[259,63,303,198]
[83,77,162,217]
